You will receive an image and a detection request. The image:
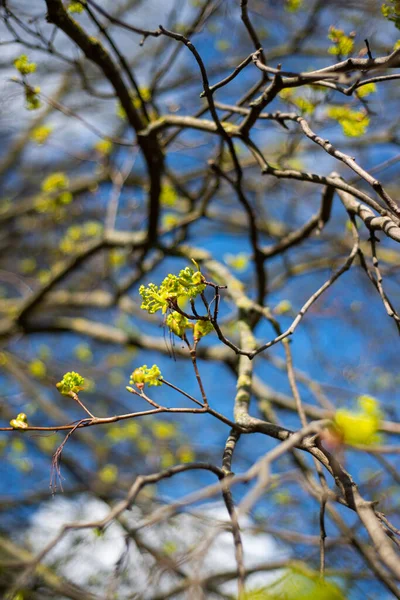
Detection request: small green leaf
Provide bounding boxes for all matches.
[193,320,213,341]
[166,311,189,338]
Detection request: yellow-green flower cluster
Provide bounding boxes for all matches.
[98,463,118,484]
[67,0,86,13]
[327,27,354,56]
[42,172,69,193]
[165,310,213,341]
[334,395,382,446]
[14,54,36,75]
[56,371,85,395]
[129,364,162,388]
[116,87,152,119]
[13,55,41,110]
[382,1,400,29]
[30,125,53,145]
[94,139,113,156]
[279,89,315,115]
[139,266,206,315]
[59,221,102,254]
[160,183,178,206]
[36,172,72,212]
[327,106,369,137]
[356,83,376,98]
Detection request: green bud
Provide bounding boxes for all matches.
[193,320,213,341]
[129,364,163,388]
[56,371,85,396]
[10,413,29,430]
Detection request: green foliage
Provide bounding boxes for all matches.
[10,413,29,430]
[334,395,382,445]
[382,1,400,29]
[327,26,354,56]
[139,265,206,315]
[14,54,36,75]
[129,364,163,388]
[56,371,85,395]
[245,564,345,599]
[327,106,369,137]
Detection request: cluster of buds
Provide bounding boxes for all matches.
[56,371,85,396]
[14,54,36,75]
[10,413,29,430]
[139,264,206,315]
[128,365,162,391]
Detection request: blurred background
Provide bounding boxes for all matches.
[0,1,399,598]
